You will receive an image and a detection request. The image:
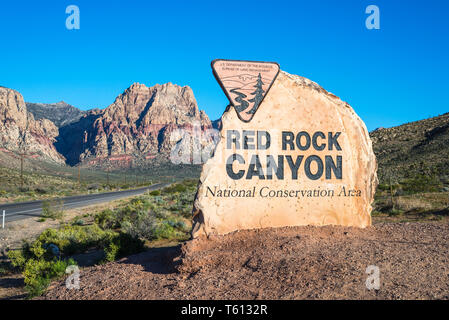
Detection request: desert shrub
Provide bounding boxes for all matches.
[151,217,188,240]
[104,242,119,262]
[388,208,402,216]
[87,183,100,190]
[72,218,85,226]
[152,196,164,205]
[182,179,198,188]
[179,192,194,205]
[19,187,30,193]
[6,223,131,296]
[7,236,78,297]
[168,219,187,231]
[95,209,117,229]
[395,197,432,212]
[34,187,48,195]
[41,200,65,220]
[377,183,391,192]
[151,221,177,239]
[23,258,75,297]
[104,233,144,262]
[121,214,157,240]
[399,175,442,194]
[35,225,114,256]
[153,207,169,220]
[162,183,187,194]
[8,249,28,270]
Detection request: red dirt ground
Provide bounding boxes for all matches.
[42,222,449,300]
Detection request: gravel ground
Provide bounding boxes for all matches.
[42,222,449,300]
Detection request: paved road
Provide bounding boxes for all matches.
[0,183,169,223]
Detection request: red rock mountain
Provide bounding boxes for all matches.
[56,82,211,165]
[0,86,64,163]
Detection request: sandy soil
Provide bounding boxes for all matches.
[42,222,449,300]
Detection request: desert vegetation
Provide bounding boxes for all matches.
[0,165,153,204]
[0,155,202,204]
[372,174,449,222]
[2,179,197,297]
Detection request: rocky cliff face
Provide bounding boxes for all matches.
[0,87,64,163]
[26,101,86,127]
[56,82,211,165]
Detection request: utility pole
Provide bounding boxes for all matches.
[17,152,33,190]
[78,166,81,185]
[20,154,24,190]
[107,168,110,186]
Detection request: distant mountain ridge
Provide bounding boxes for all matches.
[56,82,211,166]
[2,83,448,180]
[2,83,212,167]
[26,101,86,127]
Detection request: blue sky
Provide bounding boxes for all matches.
[0,0,448,131]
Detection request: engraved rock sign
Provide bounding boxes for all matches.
[192,63,378,238]
[212,59,280,122]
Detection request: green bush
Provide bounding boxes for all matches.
[151,221,176,239]
[150,190,160,196]
[400,175,442,194]
[34,187,48,195]
[121,213,157,240]
[8,236,79,297]
[95,209,117,230]
[182,179,198,188]
[162,183,187,194]
[8,249,27,269]
[23,258,75,297]
[35,224,114,256]
[104,233,144,262]
[41,200,65,220]
[72,218,85,226]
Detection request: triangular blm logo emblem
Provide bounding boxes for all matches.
[212,59,280,122]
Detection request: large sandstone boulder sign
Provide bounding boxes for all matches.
[192,70,378,238]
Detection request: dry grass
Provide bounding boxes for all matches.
[394,196,433,212]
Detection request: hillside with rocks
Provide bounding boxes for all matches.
[370,113,449,184]
[0,86,64,163]
[26,101,86,128]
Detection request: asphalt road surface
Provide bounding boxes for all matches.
[0,183,170,223]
